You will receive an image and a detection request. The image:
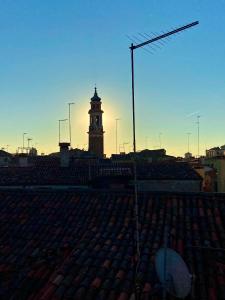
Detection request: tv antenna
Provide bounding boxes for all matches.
[130,21,199,154]
[196,115,200,157]
[129,21,199,300]
[123,142,129,153]
[27,138,32,149]
[187,132,191,153]
[115,118,121,154]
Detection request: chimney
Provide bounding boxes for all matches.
[19,155,29,167]
[59,142,70,167]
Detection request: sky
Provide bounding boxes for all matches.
[0,0,225,157]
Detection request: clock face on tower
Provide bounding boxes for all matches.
[95,116,100,127]
[90,115,101,128]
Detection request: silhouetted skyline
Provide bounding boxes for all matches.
[0,0,225,156]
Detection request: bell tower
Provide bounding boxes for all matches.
[88,88,104,158]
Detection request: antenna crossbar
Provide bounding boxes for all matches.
[130,21,199,50]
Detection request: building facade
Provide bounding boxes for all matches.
[88,88,104,158]
[206,146,225,158]
[204,157,225,192]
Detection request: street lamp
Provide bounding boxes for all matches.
[123,142,129,153]
[115,118,121,154]
[58,119,67,144]
[23,133,27,153]
[68,102,75,147]
[187,132,191,153]
[197,115,200,157]
[27,138,32,153]
[119,143,127,154]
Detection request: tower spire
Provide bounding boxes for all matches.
[91,87,101,102]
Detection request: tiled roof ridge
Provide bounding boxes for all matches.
[1,187,225,197]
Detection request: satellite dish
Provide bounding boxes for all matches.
[155,248,192,299]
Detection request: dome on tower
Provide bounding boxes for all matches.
[91,87,101,102]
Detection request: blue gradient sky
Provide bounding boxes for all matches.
[0,0,225,156]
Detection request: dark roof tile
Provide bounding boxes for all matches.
[0,189,225,299]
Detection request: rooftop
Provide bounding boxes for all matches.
[0,188,225,299]
[136,162,201,180]
[0,162,201,187]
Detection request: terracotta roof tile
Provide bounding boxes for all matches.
[0,189,225,299]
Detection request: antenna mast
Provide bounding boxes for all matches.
[115,118,120,154]
[129,21,199,300]
[187,132,191,153]
[197,115,200,157]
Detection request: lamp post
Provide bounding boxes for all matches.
[197,115,200,157]
[119,144,122,154]
[23,133,27,153]
[123,142,129,153]
[115,118,120,154]
[68,102,75,147]
[187,132,191,153]
[27,138,32,154]
[58,119,67,144]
